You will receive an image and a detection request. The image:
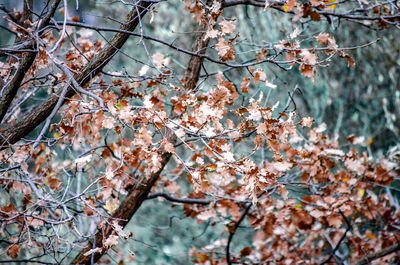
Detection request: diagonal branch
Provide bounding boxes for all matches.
[319,211,352,265]
[0,0,62,123]
[70,2,214,264]
[147,192,212,205]
[351,242,400,265]
[71,152,174,264]
[226,187,275,264]
[221,0,400,22]
[0,0,153,150]
[226,202,252,265]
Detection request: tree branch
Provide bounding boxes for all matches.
[221,0,400,22]
[48,21,287,69]
[147,192,211,205]
[0,0,152,150]
[70,2,214,263]
[0,0,62,123]
[226,202,252,265]
[351,242,400,265]
[319,211,352,265]
[226,188,275,265]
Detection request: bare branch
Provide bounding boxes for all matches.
[147,192,211,205]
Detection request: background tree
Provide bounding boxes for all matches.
[0,0,399,264]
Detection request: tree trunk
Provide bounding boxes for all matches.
[71,10,213,265]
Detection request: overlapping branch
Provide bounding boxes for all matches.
[70,2,214,263]
[222,0,400,24]
[0,0,62,123]
[0,0,153,149]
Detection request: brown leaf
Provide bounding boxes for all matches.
[164,179,180,194]
[240,77,250,93]
[104,235,119,248]
[300,49,317,65]
[309,209,324,218]
[343,54,355,68]
[216,38,235,61]
[240,246,252,257]
[310,11,321,21]
[72,15,80,22]
[256,48,267,62]
[147,79,160,88]
[300,64,316,82]
[48,175,62,191]
[284,0,297,12]
[152,52,169,68]
[316,33,330,44]
[253,69,266,84]
[83,197,95,216]
[133,126,152,147]
[161,139,175,153]
[300,117,314,127]
[278,184,289,200]
[327,214,342,228]
[27,217,44,228]
[286,50,297,66]
[7,244,20,259]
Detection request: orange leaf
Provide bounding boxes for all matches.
[72,15,80,22]
[7,244,20,259]
[241,77,250,93]
[300,64,316,82]
[240,246,252,257]
[48,175,62,191]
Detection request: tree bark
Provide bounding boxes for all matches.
[71,10,213,265]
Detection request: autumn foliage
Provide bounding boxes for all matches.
[0,0,399,264]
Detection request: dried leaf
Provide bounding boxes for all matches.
[256,48,267,62]
[300,64,316,82]
[7,244,20,259]
[241,77,250,93]
[152,52,169,68]
[216,38,235,61]
[253,69,266,84]
[309,209,324,218]
[47,175,62,190]
[240,246,252,257]
[300,117,314,127]
[220,19,235,34]
[104,235,119,248]
[161,139,175,153]
[327,214,342,228]
[290,28,301,39]
[83,197,96,216]
[75,155,92,168]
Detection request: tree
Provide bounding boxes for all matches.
[0,0,399,264]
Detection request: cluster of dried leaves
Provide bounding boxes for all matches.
[0,0,399,264]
